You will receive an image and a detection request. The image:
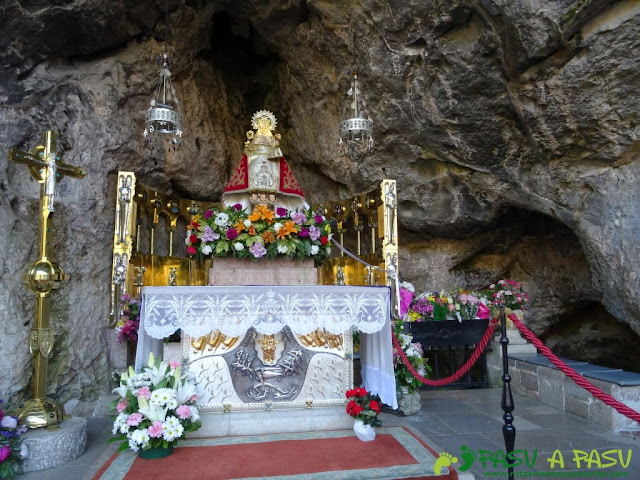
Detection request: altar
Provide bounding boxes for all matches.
[136,284,396,434]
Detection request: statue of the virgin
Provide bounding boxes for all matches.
[221,110,308,212]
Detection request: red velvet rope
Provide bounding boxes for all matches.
[508,313,640,423]
[391,318,499,387]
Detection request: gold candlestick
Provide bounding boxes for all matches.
[8,130,86,428]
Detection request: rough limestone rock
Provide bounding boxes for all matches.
[0,0,638,410]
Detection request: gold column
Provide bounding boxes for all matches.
[110,172,137,326]
[380,179,399,316]
[8,130,86,428]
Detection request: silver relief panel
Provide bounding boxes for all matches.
[183,326,353,412]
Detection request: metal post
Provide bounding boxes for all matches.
[500,305,516,479]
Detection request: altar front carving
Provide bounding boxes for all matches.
[136,285,393,411]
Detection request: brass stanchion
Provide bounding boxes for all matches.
[8,130,86,428]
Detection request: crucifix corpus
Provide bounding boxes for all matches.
[8,130,86,428]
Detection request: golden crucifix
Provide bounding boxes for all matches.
[8,130,86,428]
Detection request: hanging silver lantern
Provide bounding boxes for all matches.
[143,52,183,152]
[339,69,373,159]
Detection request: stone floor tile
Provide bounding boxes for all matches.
[437,411,504,433]
[419,397,481,414]
[402,413,458,436]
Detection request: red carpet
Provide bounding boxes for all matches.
[93,427,457,480]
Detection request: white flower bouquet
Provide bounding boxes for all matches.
[109,353,202,454]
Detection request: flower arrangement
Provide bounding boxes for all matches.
[404,292,449,322]
[0,400,26,479]
[115,294,140,344]
[451,289,482,321]
[486,279,529,312]
[345,388,382,427]
[110,353,202,454]
[402,288,491,322]
[185,204,333,263]
[392,320,431,393]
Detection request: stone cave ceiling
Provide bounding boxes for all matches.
[0,0,639,405]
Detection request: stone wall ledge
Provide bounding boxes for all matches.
[487,343,640,432]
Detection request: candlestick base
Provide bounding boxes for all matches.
[15,397,65,429]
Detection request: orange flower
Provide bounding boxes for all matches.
[234,220,246,234]
[248,209,261,222]
[262,231,275,243]
[248,226,256,236]
[249,205,275,224]
[277,220,298,239]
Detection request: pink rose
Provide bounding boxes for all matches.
[148,421,163,438]
[169,361,180,369]
[136,386,151,400]
[186,246,197,255]
[176,405,191,420]
[204,209,213,219]
[116,399,128,413]
[127,412,143,426]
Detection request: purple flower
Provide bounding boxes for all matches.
[233,204,243,211]
[309,225,321,241]
[249,243,267,258]
[203,209,214,219]
[276,207,288,217]
[291,211,307,225]
[299,227,309,238]
[201,226,219,242]
[226,228,238,240]
[0,445,10,463]
[314,215,324,224]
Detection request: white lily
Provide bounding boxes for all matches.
[137,397,169,422]
[145,363,170,387]
[175,380,197,405]
[112,384,128,398]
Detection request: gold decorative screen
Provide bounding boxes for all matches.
[109,173,398,326]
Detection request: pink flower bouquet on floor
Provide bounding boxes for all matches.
[110,353,202,454]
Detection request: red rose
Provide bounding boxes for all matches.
[320,236,328,245]
[369,400,381,414]
[346,389,356,399]
[355,387,367,397]
[191,220,200,229]
[346,400,363,417]
[186,246,197,255]
[189,234,198,244]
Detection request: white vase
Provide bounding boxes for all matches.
[353,419,376,442]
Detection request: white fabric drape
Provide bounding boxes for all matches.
[135,285,396,407]
[360,324,398,409]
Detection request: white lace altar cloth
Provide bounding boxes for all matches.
[135,285,397,408]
